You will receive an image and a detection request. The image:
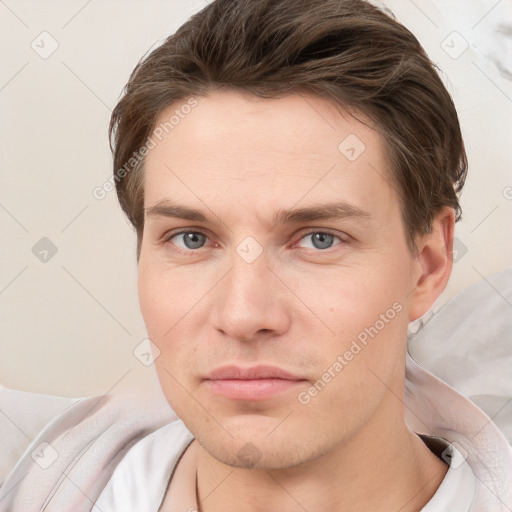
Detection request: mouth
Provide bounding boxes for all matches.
[204,365,308,401]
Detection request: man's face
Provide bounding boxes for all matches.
[138,90,419,470]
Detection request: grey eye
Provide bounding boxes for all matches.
[304,232,336,250]
[176,232,207,250]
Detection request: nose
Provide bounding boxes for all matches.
[212,249,291,344]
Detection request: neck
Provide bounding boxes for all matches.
[195,394,448,512]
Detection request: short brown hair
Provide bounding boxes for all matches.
[109,0,467,260]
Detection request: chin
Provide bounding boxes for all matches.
[191,414,331,471]
[200,437,321,470]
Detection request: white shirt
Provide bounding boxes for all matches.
[94,428,477,512]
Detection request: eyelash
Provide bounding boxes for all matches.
[161,229,348,255]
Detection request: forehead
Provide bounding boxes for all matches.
[143,90,398,226]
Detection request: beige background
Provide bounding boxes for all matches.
[1,0,511,397]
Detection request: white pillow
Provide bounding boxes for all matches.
[408,268,512,444]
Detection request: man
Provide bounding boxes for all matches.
[1,0,511,510]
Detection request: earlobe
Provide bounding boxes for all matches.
[409,208,455,322]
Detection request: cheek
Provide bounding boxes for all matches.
[138,273,167,340]
[138,263,197,335]
[308,256,412,388]
[299,299,409,434]
[138,267,180,364]
[314,261,410,336]
[137,266,202,413]
[137,264,210,377]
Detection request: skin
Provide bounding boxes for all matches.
[138,89,455,511]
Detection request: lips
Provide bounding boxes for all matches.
[204,365,307,401]
[206,365,303,381]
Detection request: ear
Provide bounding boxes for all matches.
[409,208,455,322]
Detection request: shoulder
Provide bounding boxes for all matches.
[407,268,512,509]
[0,386,177,511]
[0,384,78,486]
[93,419,194,511]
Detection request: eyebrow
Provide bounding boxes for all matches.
[144,200,371,227]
